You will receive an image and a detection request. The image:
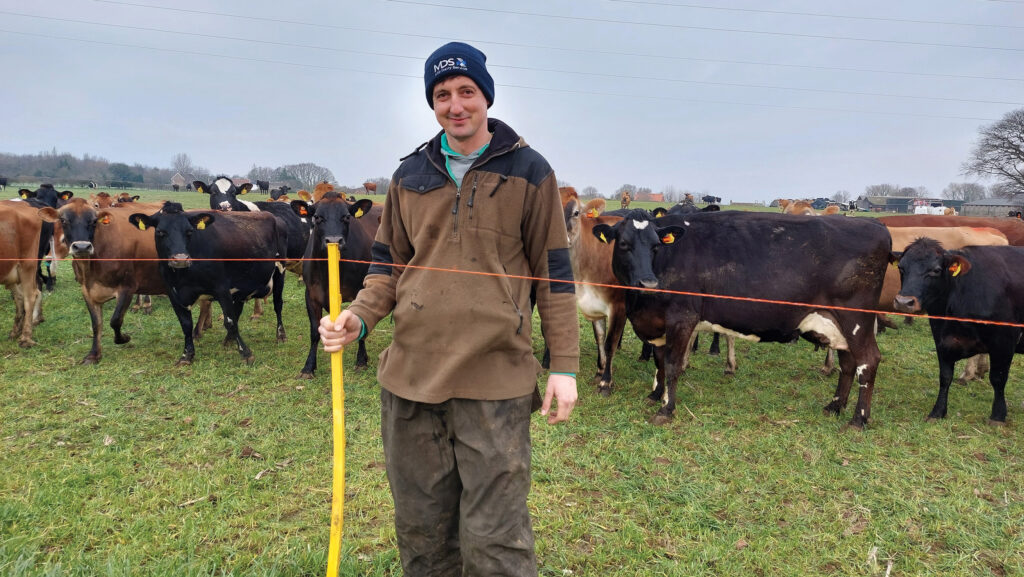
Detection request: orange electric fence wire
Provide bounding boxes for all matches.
[10,253,1024,330]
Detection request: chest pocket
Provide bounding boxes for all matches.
[400,173,447,194]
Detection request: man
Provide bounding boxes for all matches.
[319,42,579,575]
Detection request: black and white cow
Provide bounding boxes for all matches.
[593,210,891,428]
[893,238,1024,424]
[291,193,379,378]
[129,202,287,366]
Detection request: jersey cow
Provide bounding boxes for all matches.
[129,203,287,366]
[893,238,1024,424]
[41,198,167,364]
[593,210,891,428]
[0,201,47,346]
[291,193,378,378]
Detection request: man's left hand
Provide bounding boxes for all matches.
[541,374,577,425]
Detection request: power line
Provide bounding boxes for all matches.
[383,0,1024,53]
[90,0,1024,83]
[0,28,999,122]
[3,10,1019,107]
[607,0,1024,30]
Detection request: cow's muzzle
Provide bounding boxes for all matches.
[637,278,659,290]
[893,295,920,313]
[70,241,94,256]
[168,254,192,269]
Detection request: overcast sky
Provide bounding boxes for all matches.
[2,0,1023,203]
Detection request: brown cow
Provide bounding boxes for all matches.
[40,199,167,364]
[0,201,46,346]
[879,215,1024,246]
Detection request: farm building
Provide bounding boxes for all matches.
[854,196,964,214]
[961,195,1024,217]
[170,172,198,190]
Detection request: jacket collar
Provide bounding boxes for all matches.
[403,118,524,166]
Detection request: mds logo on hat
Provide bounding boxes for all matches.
[432,57,469,75]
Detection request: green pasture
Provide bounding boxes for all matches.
[1,191,1021,576]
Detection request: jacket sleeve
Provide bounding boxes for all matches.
[522,170,580,375]
[346,176,410,333]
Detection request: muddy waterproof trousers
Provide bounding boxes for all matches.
[381,388,537,577]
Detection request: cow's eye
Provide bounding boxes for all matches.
[928,267,942,277]
[155,230,166,238]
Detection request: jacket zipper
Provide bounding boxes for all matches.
[502,265,525,335]
[452,173,476,237]
[467,174,480,220]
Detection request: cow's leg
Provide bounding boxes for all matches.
[596,305,627,395]
[651,323,695,425]
[298,289,322,379]
[78,287,107,364]
[723,335,737,375]
[638,342,653,362]
[846,335,881,430]
[708,332,721,356]
[194,298,211,340]
[15,273,39,347]
[170,302,197,366]
[110,290,134,345]
[957,354,989,384]
[250,296,265,321]
[819,348,836,375]
[221,295,254,364]
[824,348,855,417]
[646,345,666,405]
[355,337,369,370]
[592,318,608,374]
[927,349,958,421]
[985,348,1013,425]
[272,269,286,343]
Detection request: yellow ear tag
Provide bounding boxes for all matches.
[197,186,204,194]
[661,233,676,244]
[949,263,961,277]
[599,232,608,243]
[355,208,364,218]
[196,220,206,231]
[137,221,146,231]
[586,209,599,218]
[20,193,27,199]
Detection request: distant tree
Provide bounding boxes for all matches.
[989,181,1018,199]
[830,190,851,203]
[614,184,637,200]
[660,185,679,203]
[635,186,652,200]
[899,186,927,198]
[962,108,1024,198]
[172,153,195,176]
[942,182,986,202]
[557,179,572,188]
[580,186,599,199]
[863,183,900,197]
[247,165,274,182]
[363,177,390,194]
[108,162,142,184]
[285,163,336,190]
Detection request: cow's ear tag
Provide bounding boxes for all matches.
[661,232,676,244]
[299,206,308,216]
[137,221,147,231]
[599,232,608,243]
[20,192,28,199]
[355,207,364,218]
[196,220,206,231]
[586,208,599,218]
[196,185,205,194]
[100,216,111,225]
[949,262,961,277]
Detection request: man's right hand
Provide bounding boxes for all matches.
[318,311,363,352]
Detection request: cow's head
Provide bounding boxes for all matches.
[130,202,215,269]
[294,193,372,251]
[893,237,969,314]
[90,191,115,209]
[592,209,686,289]
[44,199,105,257]
[195,177,251,212]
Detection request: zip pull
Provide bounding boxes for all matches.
[452,188,461,215]
[467,174,479,208]
[489,174,508,197]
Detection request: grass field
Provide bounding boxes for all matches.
[1,189,1022,576]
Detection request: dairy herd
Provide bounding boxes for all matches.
[3,182,1023,429]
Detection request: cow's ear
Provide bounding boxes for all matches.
[129,214,152,231]
[18,189,32,199]
[592,223,617,244]
[651,207,668,218]
[131,195,140,202]
[60,191,74,200]
[298,190,312,202]
[238,183,253,195]
[889,251,903,266]
[190,213,215,231]
[37,207,59,223]
[96,210,114,225]
[945,254,971,277]
[657,225,687,245]
[351,199,374,218]
[291,200,310,217]
[193,181,208,195]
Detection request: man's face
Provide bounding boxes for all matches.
[432,75,488,149]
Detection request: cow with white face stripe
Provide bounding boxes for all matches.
[593,209,891,428]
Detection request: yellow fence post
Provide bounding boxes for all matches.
[326,242,345,577]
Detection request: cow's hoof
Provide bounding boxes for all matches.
[17,338,36,348]
[650,413,673,426]
[244,355,255,365]
[596,385,612,397]
[115,335,131,345]
[724,368,736,376]
[80,357,99,366]
[822,402,842,416]
[175,357,193,367]
[143,308,153,316]
[297,372,315,380]
[987,419,1007,427]
[354,363,368,373]
[840,420,865,433]
[818,366,837,376]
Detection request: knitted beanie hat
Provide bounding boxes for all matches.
[424,42,494,108]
